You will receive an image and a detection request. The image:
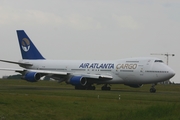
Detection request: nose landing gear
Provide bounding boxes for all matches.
[150,83,157,93]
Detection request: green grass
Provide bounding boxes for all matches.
[0,79,180,120]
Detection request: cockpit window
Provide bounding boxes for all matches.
[155,60,163,63]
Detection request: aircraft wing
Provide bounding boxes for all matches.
[0,59,113,80]
[0,68,113,80]
[27,70,113,80]
[27,69,68,76]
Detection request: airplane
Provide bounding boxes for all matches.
[0,30,175,93]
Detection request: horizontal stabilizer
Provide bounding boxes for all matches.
[0,59,32,66]
[0,68,68,76]
[0,68,24,73]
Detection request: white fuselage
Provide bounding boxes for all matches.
[19,57,175,84]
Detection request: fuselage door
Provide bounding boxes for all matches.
[138,65,144,76]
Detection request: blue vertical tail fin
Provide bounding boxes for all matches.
[17,30,45,60]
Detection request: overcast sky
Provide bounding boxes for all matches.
[0,0,179,83]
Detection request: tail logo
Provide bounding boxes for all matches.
[21,38,30,52]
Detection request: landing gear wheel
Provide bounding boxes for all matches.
[150,87,156,93]
[87,86,96,90]
[75,86,86,90]
[149,83,157,93]
[75,85,96,90]
[92,86,96,90]
[101,84,111,91]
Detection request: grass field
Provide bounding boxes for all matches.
[0,79,180,120]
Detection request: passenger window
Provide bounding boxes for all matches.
[154,60,163,63]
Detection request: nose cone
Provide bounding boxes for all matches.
[169,68,175,78]
[169,69,175,77]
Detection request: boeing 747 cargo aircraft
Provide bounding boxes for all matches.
[0,30,175,93]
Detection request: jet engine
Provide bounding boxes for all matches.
[69,76,87,86]
[124,84,143,88]
[23,72,41,82]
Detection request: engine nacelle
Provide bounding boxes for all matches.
[124,84,143,88]
[23,72,41,82]
[69,76,87,86]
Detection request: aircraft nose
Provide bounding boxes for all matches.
[168,68,175,78]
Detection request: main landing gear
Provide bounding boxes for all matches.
[101,84,111,90]
[150,83,157,93]
[75,85,96,90]
[87,85,96,90]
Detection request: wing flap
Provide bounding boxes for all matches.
[76,73,113,80]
